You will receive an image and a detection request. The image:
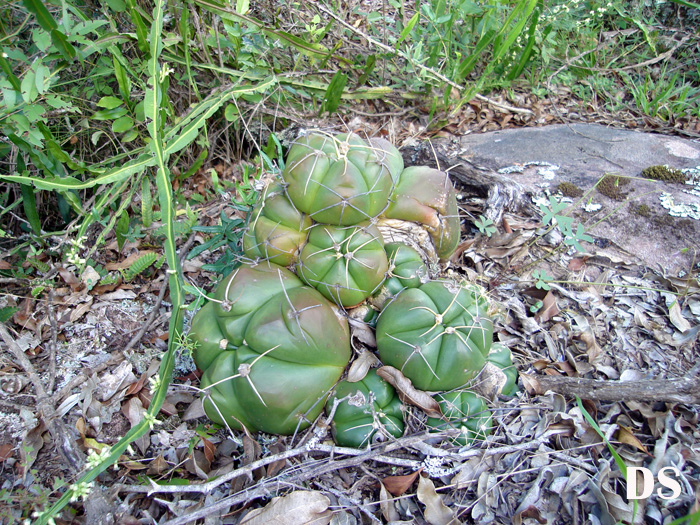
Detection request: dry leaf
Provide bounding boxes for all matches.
[578,330,603,363]
[380,483,401,522]
[202,437,216,464]
[184,449,211,479]
[147,454,169,476]
[346,350,379,383]
[568,258,587,271]
[80,265,101,289]
[471,362,507,401]
[20,422,46,480]
[520,374,542,395]
[417,475,460,525]
[182,398,206,421]
[377,366,442,418]
[615,425,649,454]
[266,441,288,478]
[669,301,691,333]
[382,469,422,496]
[240,490,332,525]
[121,397,150,454]
[535,290,559,323]
[0,443,13,461]
[97,361,136,402]
[99,289,138,301]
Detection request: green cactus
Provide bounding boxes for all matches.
[282,132,401,226]
[383,166,460,261]
[190,262,351,435]
[376,280,493,391]
[426,390,493,446]
[242,183,312,266]
[383,242,429,294]
[328,369,404,447]
[297,222,389,307]
[486,342,518,396]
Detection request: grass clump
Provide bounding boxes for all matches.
[597,174,631,201]
[641,165,688,183]
[557,181,584,198]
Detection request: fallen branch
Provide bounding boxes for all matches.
[527,371,700,405]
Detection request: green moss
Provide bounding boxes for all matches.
[557,181,583,198]
[632,203,652,217]
[596,174,630,201]
[641,165,687,183]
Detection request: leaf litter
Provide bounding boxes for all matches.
[1,122,699,524]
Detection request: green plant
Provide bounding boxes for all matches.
[475,215,497,237]
[282,132,402,226]
[242,182,313,266]
[191,262,352,435]
[426,390,493,446]
[297,223,389,307]
[486,342,519,396]
[532,269,553,290]
[376,280,494,391]
[383,166,460,260]
[538,195,593,253]
[328,369,404,448]
[371,241,430,308]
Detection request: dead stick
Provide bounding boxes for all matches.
[529,374,700,404]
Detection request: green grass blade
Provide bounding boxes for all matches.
[320,71,347,115]
[20,182,41,235]
[126,0,150,54]
[0,153,156,190]
[396,11,420,48]
[667,0,700,9]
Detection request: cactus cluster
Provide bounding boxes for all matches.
[188,131,517,446]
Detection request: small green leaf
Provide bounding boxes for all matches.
[112,115,134,133]
[236,0,249,15]
[122,129,139,143]
[92,107,129,120]
[0,306,19,323]
[91,130,104,146]
[105,0,127,11]
[224,103,238,121]
[113,56,131,102]
[20,69,38,103]
[126,0,150,54]
[397,12,420,48]
[115,211,129,251]
[97,96,124,109]
[320,71,347,115]
[141,178,153,227]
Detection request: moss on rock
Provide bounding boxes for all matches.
[641,165,687,183]
[557,181,583,198]
[596,174,630,201]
